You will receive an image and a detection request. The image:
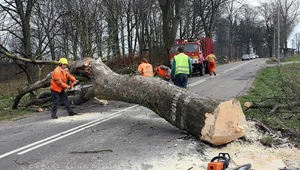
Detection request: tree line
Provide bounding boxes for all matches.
[0,0,299,87]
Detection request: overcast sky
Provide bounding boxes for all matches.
[245,0,298,48]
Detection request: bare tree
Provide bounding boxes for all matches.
[260,2,277,58]
[0,0,38,86]
[159,0,185,65]
[278,0,300,49]
[32,0,65,61]
[195,0,230,38]
[224,0,243,60]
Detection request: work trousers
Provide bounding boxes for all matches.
[51,90,73,116]
[173,73,188,88]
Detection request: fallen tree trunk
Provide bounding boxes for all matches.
[71,58,248,145]
[12,57,248,145]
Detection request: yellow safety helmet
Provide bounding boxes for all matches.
[58,58,68,65]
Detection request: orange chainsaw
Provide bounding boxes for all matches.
[207,153,251,170]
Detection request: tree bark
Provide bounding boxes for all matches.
[73,58,248,145]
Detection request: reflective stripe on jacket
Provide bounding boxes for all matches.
[205,54,217,62]
[156,66,171,79]
[173,53,191,75]
[138,62,154,77]
[50,66,76,92]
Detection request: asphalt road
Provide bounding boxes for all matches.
[0,58,268,170]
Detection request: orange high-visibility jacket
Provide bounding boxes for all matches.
[50,66,76,92]
[156,65,171,79]
[205,53,217,62]
[138,62,154,77]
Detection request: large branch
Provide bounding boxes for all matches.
[0,44,58,65]
[12,72,52,109]
[71,58,248,146]
[13,72,92,109]
[244,101,300,114]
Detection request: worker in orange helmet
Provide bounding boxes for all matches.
[50,57,79,119]
[154,65,171,82]
[137,58,154,77]
[205,51,217,76]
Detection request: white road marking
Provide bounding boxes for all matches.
[188,61,251,87]
[0,105,138,159]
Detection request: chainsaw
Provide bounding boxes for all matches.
[69,83,93,92]
[207,153,251,170]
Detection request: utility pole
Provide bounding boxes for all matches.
[274,25,276,58]
[277,0,280,66]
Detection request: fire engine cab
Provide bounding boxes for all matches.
[169,37,214,76]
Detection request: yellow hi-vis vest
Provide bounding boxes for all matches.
[174,53,190,75]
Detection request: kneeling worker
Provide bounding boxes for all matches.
[154,65,171,82]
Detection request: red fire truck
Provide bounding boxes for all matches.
[169,37,214,76]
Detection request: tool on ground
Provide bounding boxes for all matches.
[207,153,251,170]
[207,153,230,170]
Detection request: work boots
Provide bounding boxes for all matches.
[51,114,58,119]
[69,112,78,116]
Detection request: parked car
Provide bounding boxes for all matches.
[242,54,250,61]
[249,54,256,60]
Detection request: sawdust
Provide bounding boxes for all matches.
[48,101,300,170]
[142,119,300,170]
[208,119,300,170]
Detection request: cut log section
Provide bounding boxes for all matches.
[73,58,248,146]
[201,100,248,145]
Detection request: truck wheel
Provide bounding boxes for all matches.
[204,61,209,74]
[199,64,205,76]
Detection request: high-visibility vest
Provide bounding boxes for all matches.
[206,54,217,62]
[156,66,171,79]
[174,53,190,75]
[138,62,154,77]
[50,66,76,92]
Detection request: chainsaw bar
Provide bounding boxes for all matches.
[69,84,93,91]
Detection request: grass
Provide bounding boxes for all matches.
[266,55,300,64]
[238,56,300,147]
[0,70,51,121]
[0,94,35,121]
[281,55,300,62]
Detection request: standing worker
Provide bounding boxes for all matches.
[50,57,79,119]
[137,58,154,77]
[205,51,217,76]
[171,47,192,88]
[154,65,171,82]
